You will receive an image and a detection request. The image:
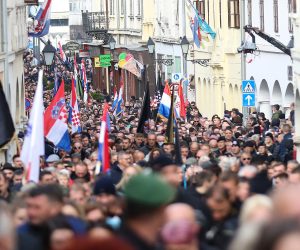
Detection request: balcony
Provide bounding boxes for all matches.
[82,11,110,43]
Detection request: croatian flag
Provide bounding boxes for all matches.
[96,103,111,175]
[71,78,81,133]
[44,79,71,152]
[114,82,124,116]
[28,0,52,37]
[111,86,118,110]
[21,70,45,183]
[58,41,67,63]
[81,60,88,104]
[158,82,171,119]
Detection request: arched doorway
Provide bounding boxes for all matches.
[228,84,233,109]
[258,79,271,119]
[234,85,239,109]
[16,78,20,124]
[284,83,294,108]
[272,81,283,107]
[202,79,207,114]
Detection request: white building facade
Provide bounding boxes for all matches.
[148,0,185,81]
[0,0,27,162]
[245,0,295,119]
[291,0,300,160]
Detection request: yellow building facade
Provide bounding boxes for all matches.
[186,0,242,118]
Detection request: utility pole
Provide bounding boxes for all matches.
[105,0,109,30]
[180,0,188,98]
[240,0,247,122]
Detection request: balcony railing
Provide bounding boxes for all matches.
[82,11,110,42]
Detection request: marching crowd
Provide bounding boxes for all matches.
[0,50,299,250]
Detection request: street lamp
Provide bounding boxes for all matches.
[180,36,190,59]
[147,37,173,66]
[109,36,116,50]
[42,40,56,66]
[147,37,155,54]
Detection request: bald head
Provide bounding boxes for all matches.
[165,203,196,222]
[272,184,300,220]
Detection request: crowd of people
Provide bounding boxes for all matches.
[0,49,299,250]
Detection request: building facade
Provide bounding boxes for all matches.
[245,0,295,119]
[291,0,300,160]
[0,0,27,162]
[142,0,185,82]
[190,0,242,118]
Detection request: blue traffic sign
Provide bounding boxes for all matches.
[242,80,256,107]
[242,93,255,107]
[242,80,255,93]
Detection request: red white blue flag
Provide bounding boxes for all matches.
[81,60,88,104]
[28,0,52,37]
[58,41,67,62]
[71,78,81,134]
[111,86,118,110]
[96,104,111,175]
[44,79,71,152]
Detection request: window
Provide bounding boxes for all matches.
[50,19,69,26]
[69,1,80,12]
[120,0,125,15]
[194,0,205,20]
[110,0,115,15]
[166,55,173,79]
[259,0,264,31]
[137,0,141,16]
[247,0,252,25]
[289,0,297,13]
[274,0,278,32]
[219,0,222,28]
[288,66,293,81]
[129,0,133,16]
[175,56,181,73]
[228,0,240,28]
[288,0,294,32]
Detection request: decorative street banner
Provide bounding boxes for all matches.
[99,54,112,67]
[118,52,143,78]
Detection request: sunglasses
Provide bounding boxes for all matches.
[74,147,82,149]
[242,158,251,160]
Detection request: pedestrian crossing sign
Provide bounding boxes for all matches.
[242,80,256,107]
[242,80,255,93]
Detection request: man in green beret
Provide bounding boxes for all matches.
[119,172,176,250]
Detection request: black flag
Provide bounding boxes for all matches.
[137,68,151,133]
[174,119,183,165]
[165,85,175,143]
[0,83,15,147]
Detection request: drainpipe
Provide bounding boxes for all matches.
[240,0,247,122]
